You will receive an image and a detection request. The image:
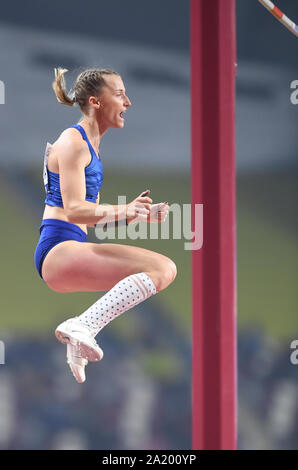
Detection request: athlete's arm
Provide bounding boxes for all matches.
[86,192,100,228]
[56,131,124,225]
[56,131,152,225]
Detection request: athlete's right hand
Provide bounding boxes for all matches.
[126,190,153,224]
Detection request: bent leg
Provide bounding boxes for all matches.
[41,241,177,293]
[43,241,177,338]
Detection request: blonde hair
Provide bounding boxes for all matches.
[52,67,120,110]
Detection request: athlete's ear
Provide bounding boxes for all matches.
[89,96,101,109]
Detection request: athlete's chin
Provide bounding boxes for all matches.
[113,121,125,129]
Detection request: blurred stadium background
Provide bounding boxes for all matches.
[0,0,297,450]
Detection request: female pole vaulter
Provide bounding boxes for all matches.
[34,68,176,383]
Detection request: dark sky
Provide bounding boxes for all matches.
[0,0,189,51]
[237,0,298,67]
[1,0,298,66]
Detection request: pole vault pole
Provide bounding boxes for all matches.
[191,0,237,450]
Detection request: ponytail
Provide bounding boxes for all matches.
[52,66,120,111]
[52,68,75,107]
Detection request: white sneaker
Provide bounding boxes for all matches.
[55,317,104,362]
[67,344,88,383]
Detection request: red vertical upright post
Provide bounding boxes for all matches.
[191,0,237,450]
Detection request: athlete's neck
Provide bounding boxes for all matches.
[78,117,107,151]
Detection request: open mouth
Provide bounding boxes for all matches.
[119,112,125,120]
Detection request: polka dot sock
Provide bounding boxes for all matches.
[77,273,157,337]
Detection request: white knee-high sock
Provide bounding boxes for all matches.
[77,273,157,337]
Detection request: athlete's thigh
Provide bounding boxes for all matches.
[42,240,169,292]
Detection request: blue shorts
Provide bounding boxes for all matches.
[34,218,87,281]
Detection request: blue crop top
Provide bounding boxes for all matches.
[43,124,104,207]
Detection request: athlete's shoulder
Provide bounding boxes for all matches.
[49,127,87,168]
[51,127,84,154]
[55,127,82,145]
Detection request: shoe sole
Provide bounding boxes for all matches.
[55,328,103,362]
[68,361,86,384]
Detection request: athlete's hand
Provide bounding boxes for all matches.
[147,202,169,223]
[126,190,153,224]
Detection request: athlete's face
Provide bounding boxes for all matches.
[98,75,131,129]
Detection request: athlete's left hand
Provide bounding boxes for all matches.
[147,202,169,223]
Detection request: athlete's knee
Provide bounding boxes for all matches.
[163,259,177,284]
[148,258,177,292]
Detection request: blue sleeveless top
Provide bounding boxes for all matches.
[43,124,104,207]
